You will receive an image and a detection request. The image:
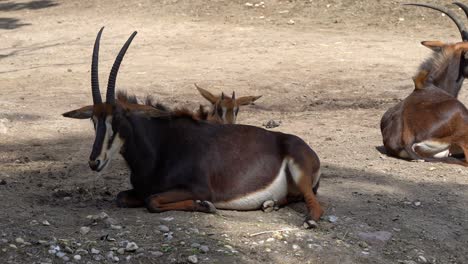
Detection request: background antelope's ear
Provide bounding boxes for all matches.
[421,41,445,52]
[62,105,93,119]
[194,83,218,104]
[236,95,262,105]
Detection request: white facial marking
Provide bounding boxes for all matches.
[214,159,289,210]
[95,115,123,171]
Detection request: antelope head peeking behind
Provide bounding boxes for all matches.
[194,83,261,124]
[63,28,323,228]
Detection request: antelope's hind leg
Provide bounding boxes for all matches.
[287,159,324,229]
[145,190,217,214]
[116,189,145,208]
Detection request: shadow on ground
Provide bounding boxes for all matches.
[0,135,467,263]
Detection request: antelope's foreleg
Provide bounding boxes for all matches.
[145,190,216,214]
[116,189,145,208]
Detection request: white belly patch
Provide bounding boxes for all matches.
[214,159,289,210]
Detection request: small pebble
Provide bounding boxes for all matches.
[187,255,198,263]
[117,248,125,255]
[418,256,428,263]
[292,244,301,251]
[42,220,51,226]
[191,243,201,248]
[150,251,163,257]
[56,252,66,258]
[73,255,81,261]
[158,225,170,232]
[199,245,209,253]
[266,238,275,243]
[327,215,338,223]
[91,248,100,254]
[9,244,17,249]
[79,227,90,235]
[125,242,139,252]
[15,238,25,244]
[62,256,70,261]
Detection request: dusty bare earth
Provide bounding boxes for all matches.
[1,0,468,263]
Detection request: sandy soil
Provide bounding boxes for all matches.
[1,0,467,263]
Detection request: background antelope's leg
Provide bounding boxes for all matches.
[145,190,215,213]
[116,189,145,208]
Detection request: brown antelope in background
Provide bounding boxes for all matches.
[381,2,468,164]
[195,83,261,124]
[63,28,323,228]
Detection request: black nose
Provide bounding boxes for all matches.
[89,160,100,171]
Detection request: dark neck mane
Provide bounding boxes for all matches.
[417,48,463,96]
[116,90,207,121]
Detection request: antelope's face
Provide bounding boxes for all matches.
[88,105,126,171]
[195,84,262,124]
[214,96,239,124]
[63,27,154,173]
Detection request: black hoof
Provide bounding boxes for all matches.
[196,200,217,214]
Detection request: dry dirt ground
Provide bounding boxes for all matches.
[1,0,468,263]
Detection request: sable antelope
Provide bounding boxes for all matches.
[380,3,468,163]
[194,83,261,124]
[62,28,323,228]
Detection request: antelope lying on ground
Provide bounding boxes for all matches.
[195,83,261,124]
[381,41,468,165]
[63,28,323,228]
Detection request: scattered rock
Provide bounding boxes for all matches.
[357,231,392,244]
[292,244,301,251]
[160,217,174,222]
[117,248,125,255]
[9,244,17,249]
[158,225,170,233]
[42,220,51,226]
[91,248,100,254]
[199,245,209,253]
[64,246,73,254]
[327,215,338,223]
[358,241,368,248]
[191,243,201,249]
[263,120,281,128]
[287,19,295,25]
[56,252,66,258]
[418,256,428,263]
[104,217,118,227]
[15,237,25,244]
[188,255,198,263]
[79,226,90,235]
[414,201,421,207]
[111,225,123,230]
[266,238,275,243]
[125,242,139,252]
[73,255,81,261]
[245,2,253,7]
[62,256,70,262]
[150,251,163,257]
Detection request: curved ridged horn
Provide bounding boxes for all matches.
[106,31,138,104]
[91,27,104,104]
[454,2,468,19]
[404,3,468,40]
[232,91,235,100]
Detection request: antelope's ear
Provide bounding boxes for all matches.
[236,95,262,105]
[194,83,218,104]
[421,41,445,52]
[62,105,93,119]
